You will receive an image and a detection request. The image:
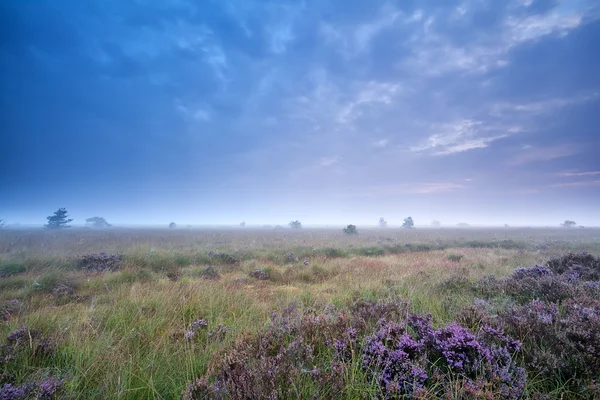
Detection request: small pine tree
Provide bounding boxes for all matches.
[45,208,73,229]
[402,217,414,229]
[343,224,358,235]
[169,222,177,229]
[378,218,387,228]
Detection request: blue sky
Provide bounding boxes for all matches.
[1,0,599,226]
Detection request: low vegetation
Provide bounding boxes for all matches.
[0,227,599,398]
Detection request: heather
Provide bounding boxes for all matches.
[0,228,599,398]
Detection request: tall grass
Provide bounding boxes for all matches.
[0,228,598,398]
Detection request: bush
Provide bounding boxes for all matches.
[78,253,122,272]
[0,264,26,278]
[497,297,600,388]
[343,225,357,235]
[360,247,385,257]
[446,254,463,262]
[208,251,239,265]
[546,252,600,280]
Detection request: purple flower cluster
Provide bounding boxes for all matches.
[184,319,209,341]
[208,323,229,340]
[249,269,269,280]
[191,319,208,330]
[362,321,427,396]
[37,377,64,399]
[358,315,526,399]
[0,383,30,400]
[0,377,63,400]
[513,265,553,279]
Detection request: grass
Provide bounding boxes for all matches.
[0,227,599,398]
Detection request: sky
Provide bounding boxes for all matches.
[1,0,599,227]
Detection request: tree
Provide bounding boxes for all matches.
[169,222,177,229]
[402,217,414,229]
[561,220,576,228]
[343,224,358,235]
[289,220,302,229]
[240,221,246,227]
[45,208,73,229]
[431,220,441,227]
[378,217,387,228]
[86,216,111,228]
[0,219,4,228]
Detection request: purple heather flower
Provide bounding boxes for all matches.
[38,377,64,398]
[191,319,208,330]
[184,331,195,340]
[0,383,29,400]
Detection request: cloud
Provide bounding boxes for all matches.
[356,182,466,197]
[400,4,589,76]
[354,8,403,53]
[320,6,425,56]
[550,180,600,188]
[558,171,600,177]
[337,82,401,123]
[319,156,339,167]
[411,120,515,156]
[174,99,210,122]
[373,139,389,147]
[491,92,599,115]
[510,144,582,165]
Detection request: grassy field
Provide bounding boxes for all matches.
[1,227,599,399]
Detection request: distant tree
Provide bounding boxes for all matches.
[0,219,4,228]
[86,216,111,228]
[457,222,470,227]
[431,220,441,227]
[343,224,358,235]
[289,220,302,229]
[240,222,246,227]
[169,222,177,229]
[45,208,73,229]
[561,220,576,228]
[504,224,510,228]
[378,217,387,228]
[402,217,414,229]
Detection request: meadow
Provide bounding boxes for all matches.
[1,227,599,399]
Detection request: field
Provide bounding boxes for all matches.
[1,227,599,399]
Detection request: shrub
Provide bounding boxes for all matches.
[200,266,220,280]
[546,252,600,280]
[208,251,239,265]
[78,253,122,272]
[446,254,463,262]
[322,248,344,258]
[343,225,357,235]
[249,269,269,281]
[0,264,26,278]
[497,297,600,388]
[360,247,385,257]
